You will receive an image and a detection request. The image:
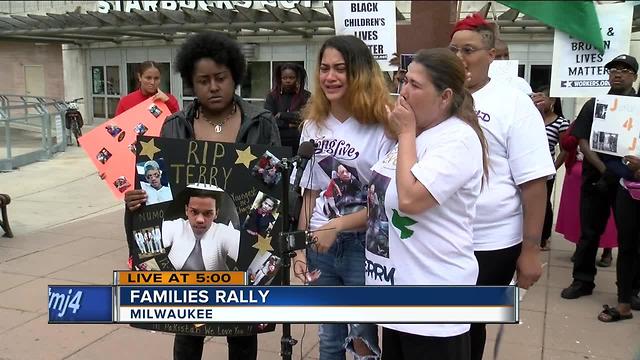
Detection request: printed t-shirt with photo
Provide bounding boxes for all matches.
[298,115,396,231]
[365,117,483,337]
[472,79,556,251]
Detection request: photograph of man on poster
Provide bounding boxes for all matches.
[243,193,280,237]
[137,160,173,205]
[162,183,240,271]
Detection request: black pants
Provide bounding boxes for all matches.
[614,186,640,304]
[572,179,619,286]
[173,334,257,360]
[470,243,522,360]
[382,328,470,360]
[542,178,555,245]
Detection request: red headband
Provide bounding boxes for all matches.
[451,13,491,38]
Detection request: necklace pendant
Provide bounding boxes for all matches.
[214,124,222,133]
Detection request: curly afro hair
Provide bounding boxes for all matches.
[174,32,246,89]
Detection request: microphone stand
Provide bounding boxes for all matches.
[277,157,297,360]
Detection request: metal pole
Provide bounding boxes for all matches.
[279,159,297,360]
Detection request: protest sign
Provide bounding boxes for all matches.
[128,136,292,336]
[489,60,519,80]
[590,95,640,157]
[78,98,169,199]
[333,1,397,72]
[550,2,633,97]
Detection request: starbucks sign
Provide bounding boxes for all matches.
[96,1,325,13]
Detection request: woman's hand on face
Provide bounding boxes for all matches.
[152,88,170,103]
[387,95,416,137]
[124,189,147,211]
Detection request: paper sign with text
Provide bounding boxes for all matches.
[550,2,633,98]
[128,136,291,336]
[78,98,169,199]
[590,95,640,157]
[489,60,519,81]
[333,1,397,72]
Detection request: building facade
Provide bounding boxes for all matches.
[3,1,640,124]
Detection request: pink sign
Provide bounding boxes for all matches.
[78,99,169,199]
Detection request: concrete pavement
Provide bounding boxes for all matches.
[0,146,639,360]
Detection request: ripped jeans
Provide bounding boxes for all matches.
[307,232,380,360]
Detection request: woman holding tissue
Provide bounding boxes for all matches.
[115,61,180,115]
[313,48,489,359]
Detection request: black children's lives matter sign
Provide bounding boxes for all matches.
[128,136,291,336]
[550,2,632,97]
[333,1,397,72]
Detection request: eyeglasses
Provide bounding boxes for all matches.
[145,172,160,179]
[606,68,636,75]
[447,44,488,56]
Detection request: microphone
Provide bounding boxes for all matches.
[292,140,315,190]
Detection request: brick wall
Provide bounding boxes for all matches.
[0,41,64,100]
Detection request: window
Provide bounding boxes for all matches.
[92,67,104,95]
[530,65,552,93]
[106,66,120,95]
[518,65,525,78]
[126,62,171,94]
[241,61,270,102]
[92,65,120,119]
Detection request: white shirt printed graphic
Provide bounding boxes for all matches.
[297,115,396,230]
[365,117,482,337]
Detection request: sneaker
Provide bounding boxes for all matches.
[561,281,594,299]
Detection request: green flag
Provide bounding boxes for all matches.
[497,1,604,53]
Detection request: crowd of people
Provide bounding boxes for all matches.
[111,10,640,360]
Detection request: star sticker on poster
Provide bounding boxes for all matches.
[391,209,417,240]
[139,138,161,160]
[235,146,256,168]
[252,234,274,254]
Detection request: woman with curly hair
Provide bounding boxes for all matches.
[123,31,280,360]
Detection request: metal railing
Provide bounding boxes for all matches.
[0,94,72,171]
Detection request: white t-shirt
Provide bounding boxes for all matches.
[141,182,172,205]
[365,118,482,337]
[472,79,556,251]
[162,219,239,271]
[298,115,396,230]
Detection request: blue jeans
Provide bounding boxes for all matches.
[307,232,380,360]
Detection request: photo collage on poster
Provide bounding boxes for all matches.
[78,99,169,199]
[251,150,284,187]
[128,136,291,336]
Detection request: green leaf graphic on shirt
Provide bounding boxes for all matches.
[391,209,417,240]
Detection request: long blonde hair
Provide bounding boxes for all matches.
[303,35,391,130]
